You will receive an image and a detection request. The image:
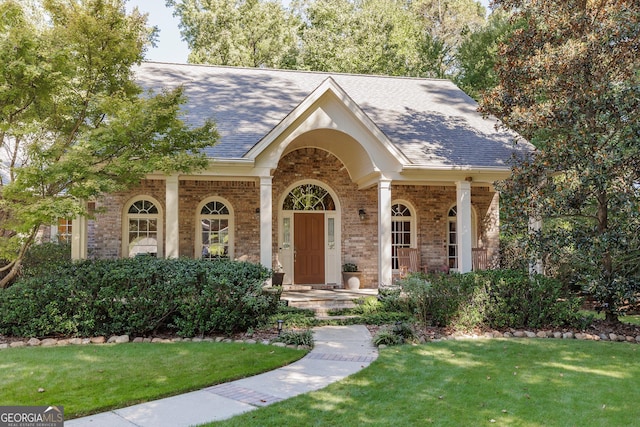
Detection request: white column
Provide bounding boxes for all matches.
[378,178,392,286]
[259,176,273,269]
[165,174,180,258]
[71,213,87,260]
[456,181,473,273]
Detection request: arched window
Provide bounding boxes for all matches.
[391,202,415,269]
[198,198,233,260]
[283,184,336,211]
[124,198,162,257]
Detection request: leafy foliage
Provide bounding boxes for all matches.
[271,329,314,347]
[0,0,219,287]
[481,0,640,320]
[0,258,277,337]
[398,270,583,331]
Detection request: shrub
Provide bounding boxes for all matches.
[0,258,278,337]
[272,329,314,347]
[372,322,416,347]
[398,270,583,331]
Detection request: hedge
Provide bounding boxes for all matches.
[0,257,279,337]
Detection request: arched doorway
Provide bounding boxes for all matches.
[278,180,341,286]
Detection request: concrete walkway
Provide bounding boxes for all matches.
[66,325,377,427]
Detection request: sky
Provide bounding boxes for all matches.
[126,0,492,64]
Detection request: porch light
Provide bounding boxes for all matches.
[358,208,366,220]
[277,319,284,336]
[255,207,260,215]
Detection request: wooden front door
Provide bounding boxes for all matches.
[294,213,325,284]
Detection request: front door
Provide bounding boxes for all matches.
[294,213,325,284]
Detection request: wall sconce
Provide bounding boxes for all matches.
[358,208,366,220]
[255,207,260,215]
[277,319,284,336]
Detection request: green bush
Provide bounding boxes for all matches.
[0,258,278,337]
[372,322,416,347]
[271,329,314,347]
[398,270,583,331]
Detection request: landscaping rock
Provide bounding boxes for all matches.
[636,336,640,343]
[609,333,618,342]
[0,343,8,349]
[503,332,513,338]
[271,342,286,347]
[41,338,58,347]
[626,336,634,343]
[56,339,69,345]
[525,331,537,338]
[27,338,41,346]
[143,338,152,343]
[115,335,129,344]
[192,337,203,343]
[91,336,106,344]
[68,338,83,345]
[10,341,26,348]
[107,336,118,344]
[553,332,563,339]
[513,331,525,338]
[563,332,574,339]
[599,333,609,341]
[245,339,257,344]
[133,337,144,343]
[575,333,586,340]
[82,338,91,344]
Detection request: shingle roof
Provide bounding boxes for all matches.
[134,62,531,168]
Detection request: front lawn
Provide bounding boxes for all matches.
[0,342,305,419]
[210,339,640,426]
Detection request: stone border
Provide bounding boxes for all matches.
[0,335,311,350]
[432,330,640,344]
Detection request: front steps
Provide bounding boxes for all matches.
[281,288,378,317]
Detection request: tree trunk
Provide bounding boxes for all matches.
[597,191,618,323]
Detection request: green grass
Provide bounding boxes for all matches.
[0,342,305,419]
[209,339,640,427]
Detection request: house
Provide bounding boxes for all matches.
[69,62,531,288]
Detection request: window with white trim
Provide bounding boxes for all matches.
[391,203,414,270]
[198,199,232,260]
[126,199,160,257]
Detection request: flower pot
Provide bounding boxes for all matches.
[272,272,285,286]
[342,271,362,290]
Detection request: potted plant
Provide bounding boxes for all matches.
[342,263,362,290]
[272,255,285,286]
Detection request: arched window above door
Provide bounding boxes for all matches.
[283,184,336,211]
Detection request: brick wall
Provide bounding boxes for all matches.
[88,148,500,286]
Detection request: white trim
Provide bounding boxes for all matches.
[455,182,473,273]
[391,199,417,273]
[378,179,393,286]
[165,175,180,258]
[259,176,273,268]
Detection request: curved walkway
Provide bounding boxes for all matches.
[66,325,377,427]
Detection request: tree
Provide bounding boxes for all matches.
[480,0,640,321]
[294,0,434,76]
[167,0,299,67]
[0,0,218,288]
[411,0,487,77]
[454,8,514,100]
